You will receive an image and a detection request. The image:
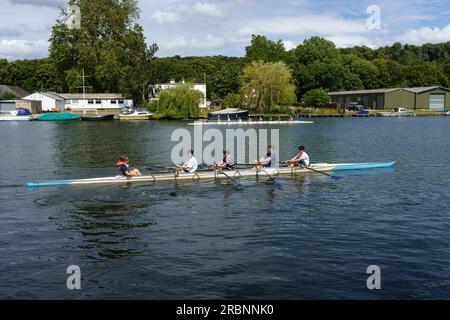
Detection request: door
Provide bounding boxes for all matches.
[429,94,445,111]
[375,95,384,110]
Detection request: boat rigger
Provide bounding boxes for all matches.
[26,162,395,188]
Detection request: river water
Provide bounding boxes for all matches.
[0,118,449,299]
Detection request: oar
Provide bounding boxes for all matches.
[283,161,342,180]
[202,163,242,188]
[259,166,284,189]
[219,170,242,188]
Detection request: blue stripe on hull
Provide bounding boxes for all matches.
[332,162,395,171]
[27,181,73,187]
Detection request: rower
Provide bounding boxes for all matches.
[213,150,236,171]
[176,149,198,173]
[255,145,276,171]
[286,146,310,167]
[117,155,142,177]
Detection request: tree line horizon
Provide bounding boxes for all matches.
[0,0,448,115]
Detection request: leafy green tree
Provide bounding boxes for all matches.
[154,85,203,119]
[223,93,241,108]
[240,61,297,112]
[49,0,157,104]
[302,88,330,108]
[349,58,380,89]
[245,35,288,62]
[294,37,339,65]
[0,92,16,100]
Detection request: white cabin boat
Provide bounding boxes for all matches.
[0,109,33,121]
[119,108,153,120]
[378,108,415,117]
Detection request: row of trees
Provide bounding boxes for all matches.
[0,0,448,111]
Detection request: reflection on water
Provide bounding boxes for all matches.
[1,118,450,299]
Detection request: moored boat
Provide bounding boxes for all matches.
[35,113,81,121]
[0,108,33,121]
[119,108,153,120]
[378,108,415,117]
[81,114,115,121]
[27,162,395,187]
[189,120,314,125]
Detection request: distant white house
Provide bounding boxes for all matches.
[150,80,207,109]
[23,92,65,112]
[24,92,133,111]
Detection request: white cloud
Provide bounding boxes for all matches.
[150,2,224,25]
[0,39,48,60]
[9,0,66,8]
[159,34,227,51]
[282,40,296,51]
[397,24,450,45]
[236,14,367,37]
[192,2,223,17]
[151,9,181,25]
[325,35,378,48]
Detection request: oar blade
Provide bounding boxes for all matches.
[331,175,343,181]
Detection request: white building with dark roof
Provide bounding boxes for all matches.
[24,92,133,111]
[150,80,207,109]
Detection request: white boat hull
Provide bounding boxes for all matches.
[27,162,395,187]
[190,120,314,126]
[0,116,32,121]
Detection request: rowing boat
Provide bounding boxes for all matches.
[26,162,395,188]
[189,120,314,126]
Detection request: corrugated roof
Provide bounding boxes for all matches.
[404,86,449,93]
[0,85,29,98]
[329,86,450,96]
[328,88,400,95]
[55,93,125,100]
[37,92,65,100]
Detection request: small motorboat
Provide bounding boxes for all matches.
[0,108,33,121]
[378,108,415,117]
[81,114,115,121]
[119,108,153,120]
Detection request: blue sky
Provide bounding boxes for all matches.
[0,0,449,60]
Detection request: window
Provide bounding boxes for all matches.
[72,100,79,105]
[88,100,94,104]
[95,100,101,104]
[111,100,117,104]
[118,99,124,104]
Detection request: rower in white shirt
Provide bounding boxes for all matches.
[286,146,310,167]
[177,149,198,173]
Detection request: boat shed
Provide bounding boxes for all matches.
[329,86,450,111]
[0,99,42,114]
[24,92,133,112]
[24,92,65,112]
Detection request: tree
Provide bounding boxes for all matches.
[223,93,241,108]
[0,92,16,100]
[240,61,296,112]
[245,35,288,62]
[49,0,157,103]
[302,88,330,108]
[154,85,203,119]
[294,37,339,65]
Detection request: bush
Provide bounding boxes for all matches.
[223,93,241,108]
[301,88,330,108]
